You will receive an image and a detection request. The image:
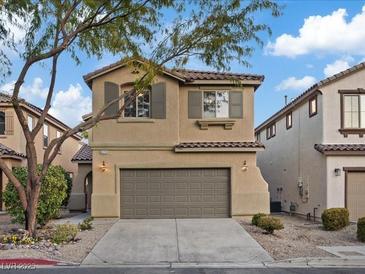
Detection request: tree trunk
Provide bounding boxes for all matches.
[25,180,41,237]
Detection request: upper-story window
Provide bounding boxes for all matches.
[255,132,261,142]
[309,96,318,117]
[56,130,62,154]
[28,115,33,131]
[266,123,276,139]
[0,111,5,135]
[203,91,229,118]
[124,90,150,118]
[343,94,365,129]
[286,112,292,129]
[43,124,49,147]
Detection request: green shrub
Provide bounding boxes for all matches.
[252,213,267,226]
[3,165,67,226]
[52,224,78,244]
[321,208,349,231]
[62,169,73,207]
[79,217,94,231]
[257,216,284,234]
[357,217,365,242]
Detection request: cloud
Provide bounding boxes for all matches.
[266,6,365,58]
[323,57,352,78]
[0,77,48,105]
[49,84,91,127]
[276,76,317,91]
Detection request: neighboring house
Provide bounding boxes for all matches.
[0,92,83,211]
[255,62,365,222]
[71,59,269,218]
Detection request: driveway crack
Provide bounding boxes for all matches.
[175,219,181,263]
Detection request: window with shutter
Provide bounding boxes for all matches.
[104,82,119,117]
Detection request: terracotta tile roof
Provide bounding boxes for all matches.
[83,58,263,85]
[175,141,264,149]
[172,69,264,82]
[71,144,92,162]
[0,92,82,140]
[314,144,365,153]
[0,143,26,159]
[255,61,365,132]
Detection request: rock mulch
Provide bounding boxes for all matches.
[239,213,364,260]
[0,214,116,264]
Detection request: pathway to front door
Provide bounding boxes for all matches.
[82,218,273,266]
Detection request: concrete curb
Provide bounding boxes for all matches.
[264,257,365,268]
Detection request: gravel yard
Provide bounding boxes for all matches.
[0,213,116,264]
[239,213,364,260]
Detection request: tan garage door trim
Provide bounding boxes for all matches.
[343,167,365,217]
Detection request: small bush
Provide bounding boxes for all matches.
[0,233,35,245]
[357,217,365,242]
[321,208,349,231]
[257,216,284,234]
[79,217,94,231]
[52,224,78,244]
[3,165,68,226]
[252,213,267,226]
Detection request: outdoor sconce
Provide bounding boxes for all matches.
[100,161,108,172]
[334,168,341,176]
[241,160,248,172]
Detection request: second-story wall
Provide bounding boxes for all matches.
[90,66,255,145]
[257,94,327,215]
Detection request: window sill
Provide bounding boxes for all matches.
[339,128,365,137]
[196,119,236,130]
[0,135,7,139]
[117,118,155,123]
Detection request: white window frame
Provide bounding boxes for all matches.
[123,90,151,118]
[202,90,230,119]
[43,124,49,147]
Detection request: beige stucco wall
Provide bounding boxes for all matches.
[89,65,269,217]
[322,68,365,144]
[257,94,327,216]
[91,149,269,218]
[69,163,92,210]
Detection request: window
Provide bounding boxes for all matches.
[43,124,49,147]
[28,116,33,131]
[266,123,276,139]
[124,90,150,118]
[343,94,365,129]
[255,132,261,142]
[286,112,292,129]
[0,111,5,135]
[203,91,229,118]
[309,96,317,117]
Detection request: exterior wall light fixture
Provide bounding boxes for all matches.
[334,168,341,176]
[241,160,248,172]
[100,161,107,172]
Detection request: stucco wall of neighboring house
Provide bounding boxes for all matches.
[321,68,365,144]
[326,156,365,209]
[91,149,269,218]
[69,163,92,211]
[257,94,327,216]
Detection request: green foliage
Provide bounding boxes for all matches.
[62,169,73,207]
[357,217,365,242]
[321,208,349,231]
[52,224,78,244]
[257,216,284,234]
[252,213,267,226]
[3,165,67,226]
[0,233,35,245]
[78,216,94,231]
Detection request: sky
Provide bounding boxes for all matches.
[2,0,365,127]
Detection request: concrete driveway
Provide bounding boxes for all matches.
[82,219,272,266]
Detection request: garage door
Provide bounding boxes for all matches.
[120,168,230,218]
[347,171,365,222]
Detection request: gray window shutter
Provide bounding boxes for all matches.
[104,81,119,117]
[188,91,202,119]
[151,82,166,119]
[229,91,243,118]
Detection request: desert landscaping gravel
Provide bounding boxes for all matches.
[0,214,116,263]
[239,213,364,260]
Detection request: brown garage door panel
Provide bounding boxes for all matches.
[347,171,365,222]
[120,168,230,218]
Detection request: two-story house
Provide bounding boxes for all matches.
[71,59,270,218]
[255,62,365,222]
[0,92,83,211]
